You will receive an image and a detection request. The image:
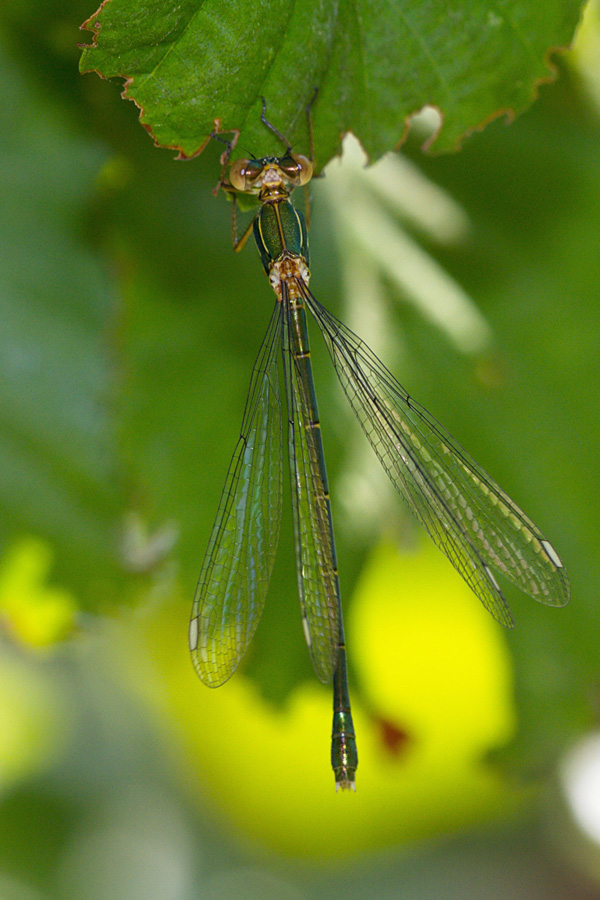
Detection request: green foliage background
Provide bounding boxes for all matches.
[0,0,599,897]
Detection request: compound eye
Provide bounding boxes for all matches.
[229,159,262,192]
[228,159,248,191]
[291,154,313,186]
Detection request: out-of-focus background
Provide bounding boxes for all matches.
[1,1,600,898]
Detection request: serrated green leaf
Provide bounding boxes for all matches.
[79,0,584,164]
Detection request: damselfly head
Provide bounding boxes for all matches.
[229,153,313,194]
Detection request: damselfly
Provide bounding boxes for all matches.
[189,105,569,791]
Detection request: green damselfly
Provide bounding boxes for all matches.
[189,106,570,791]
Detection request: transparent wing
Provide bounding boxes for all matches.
[189,303,283,685]
[282,288,339,683]
[302,283,570,626]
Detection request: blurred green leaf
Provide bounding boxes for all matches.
[79,0,584,162]
[400,61,600,771]
[0,36,127,603]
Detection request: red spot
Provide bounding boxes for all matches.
[377,717,410,757]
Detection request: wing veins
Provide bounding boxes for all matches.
[301,285,569,625]
[283,285,339,683]
[190,302,284,685]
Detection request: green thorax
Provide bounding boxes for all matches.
[253,198,309,274]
